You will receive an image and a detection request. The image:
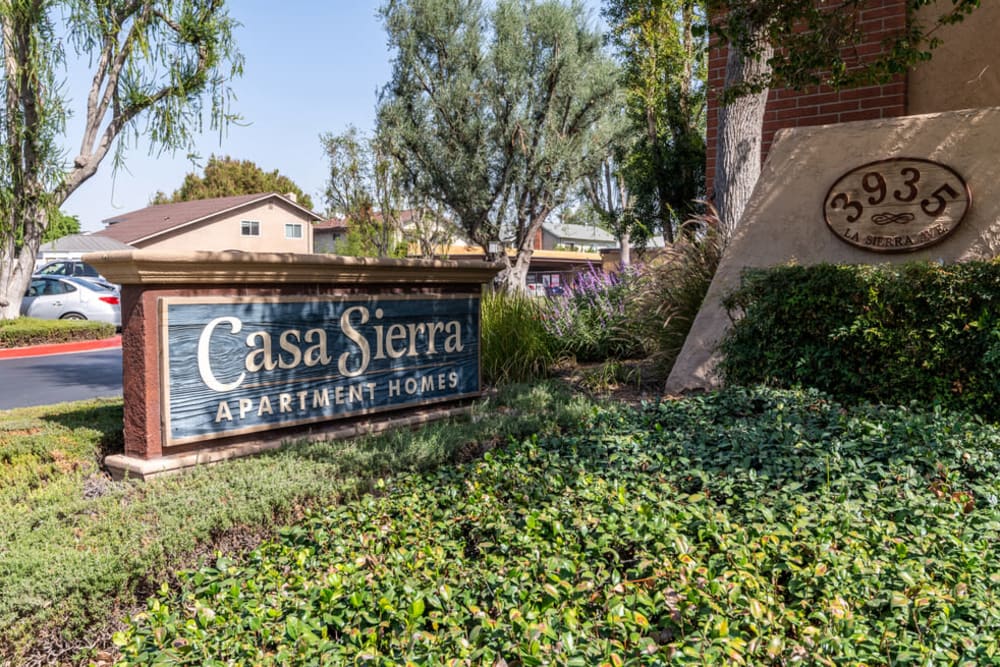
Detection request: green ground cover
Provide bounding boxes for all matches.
[114,388,1000,666]
[0,384,592,666]
[0,317,115,348]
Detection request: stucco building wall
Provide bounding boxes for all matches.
[908,2,1000,115]
[135,200,314,254]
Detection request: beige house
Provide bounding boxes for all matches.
[95,192,321,253]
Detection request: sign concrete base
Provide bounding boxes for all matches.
[666,106,1000,394]
[104,403,473,480]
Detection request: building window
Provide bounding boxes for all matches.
[285,223,303,239]
[241,220,260,237]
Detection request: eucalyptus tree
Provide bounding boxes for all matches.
[0,0,242,320]
[583,155,637,266]
[378,0,619,291]
[603,0,706,244]
[708,0,982,237]
[402,199,457,259]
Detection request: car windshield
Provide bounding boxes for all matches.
[38,264,67,275]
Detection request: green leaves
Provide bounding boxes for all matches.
[117,388,1000,665]
[152,155,314,210]
[721,261,1000,421]
[481,291,555,385]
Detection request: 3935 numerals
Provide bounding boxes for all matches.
[824,158,971,254]
[827,166,962,222]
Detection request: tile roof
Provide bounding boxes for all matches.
[94,193,320,245]
[314,217,348,230]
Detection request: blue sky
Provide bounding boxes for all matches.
[62,1,605,232]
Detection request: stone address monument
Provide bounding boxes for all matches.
[666,107,1000,394]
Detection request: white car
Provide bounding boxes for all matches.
[22,275,121,328]
[35,260,118,292]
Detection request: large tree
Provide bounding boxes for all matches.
[378,0,619,291]
[604,0,707,244]
[322,125,456,259]
[709,0,981,237]
[152,155,313,209]
[0,0,242,320]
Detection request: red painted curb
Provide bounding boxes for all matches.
[0,335,122,360]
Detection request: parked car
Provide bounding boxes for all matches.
[35,260,118,292]
[36,259,102,278]
[21,275,121,327]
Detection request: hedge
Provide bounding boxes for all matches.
[0,317,115,348]
[719,261,1000,419]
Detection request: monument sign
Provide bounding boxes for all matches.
[667,107,1000,394]
[84,250,498,479]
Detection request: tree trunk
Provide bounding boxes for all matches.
[714,32,773,239]
[619,229,631,267]
[499,248,533,295]
[0,205,46,320]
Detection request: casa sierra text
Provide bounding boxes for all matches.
[197,305,466,392]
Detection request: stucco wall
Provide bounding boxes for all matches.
[908,3,1000,115]
[137,200,314,254]
[314,230,347,254]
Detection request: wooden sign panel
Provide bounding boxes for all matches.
[824,158,971,253]
[159,294,481,446]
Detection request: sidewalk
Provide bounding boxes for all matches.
[0,335,122,360]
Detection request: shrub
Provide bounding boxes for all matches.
[115,388,1000,665]
[720,261,1000,419]
[629,219,722,376]
[541,264,643,362]
[0,317,115,348]
[480,290,555,385]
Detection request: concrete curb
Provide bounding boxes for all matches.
[0,335,122,360]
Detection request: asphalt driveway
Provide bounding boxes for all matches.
[0,346,122,410]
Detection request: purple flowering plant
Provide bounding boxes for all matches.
[541,263,644,361]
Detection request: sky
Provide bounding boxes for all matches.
[60,1,606,233]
